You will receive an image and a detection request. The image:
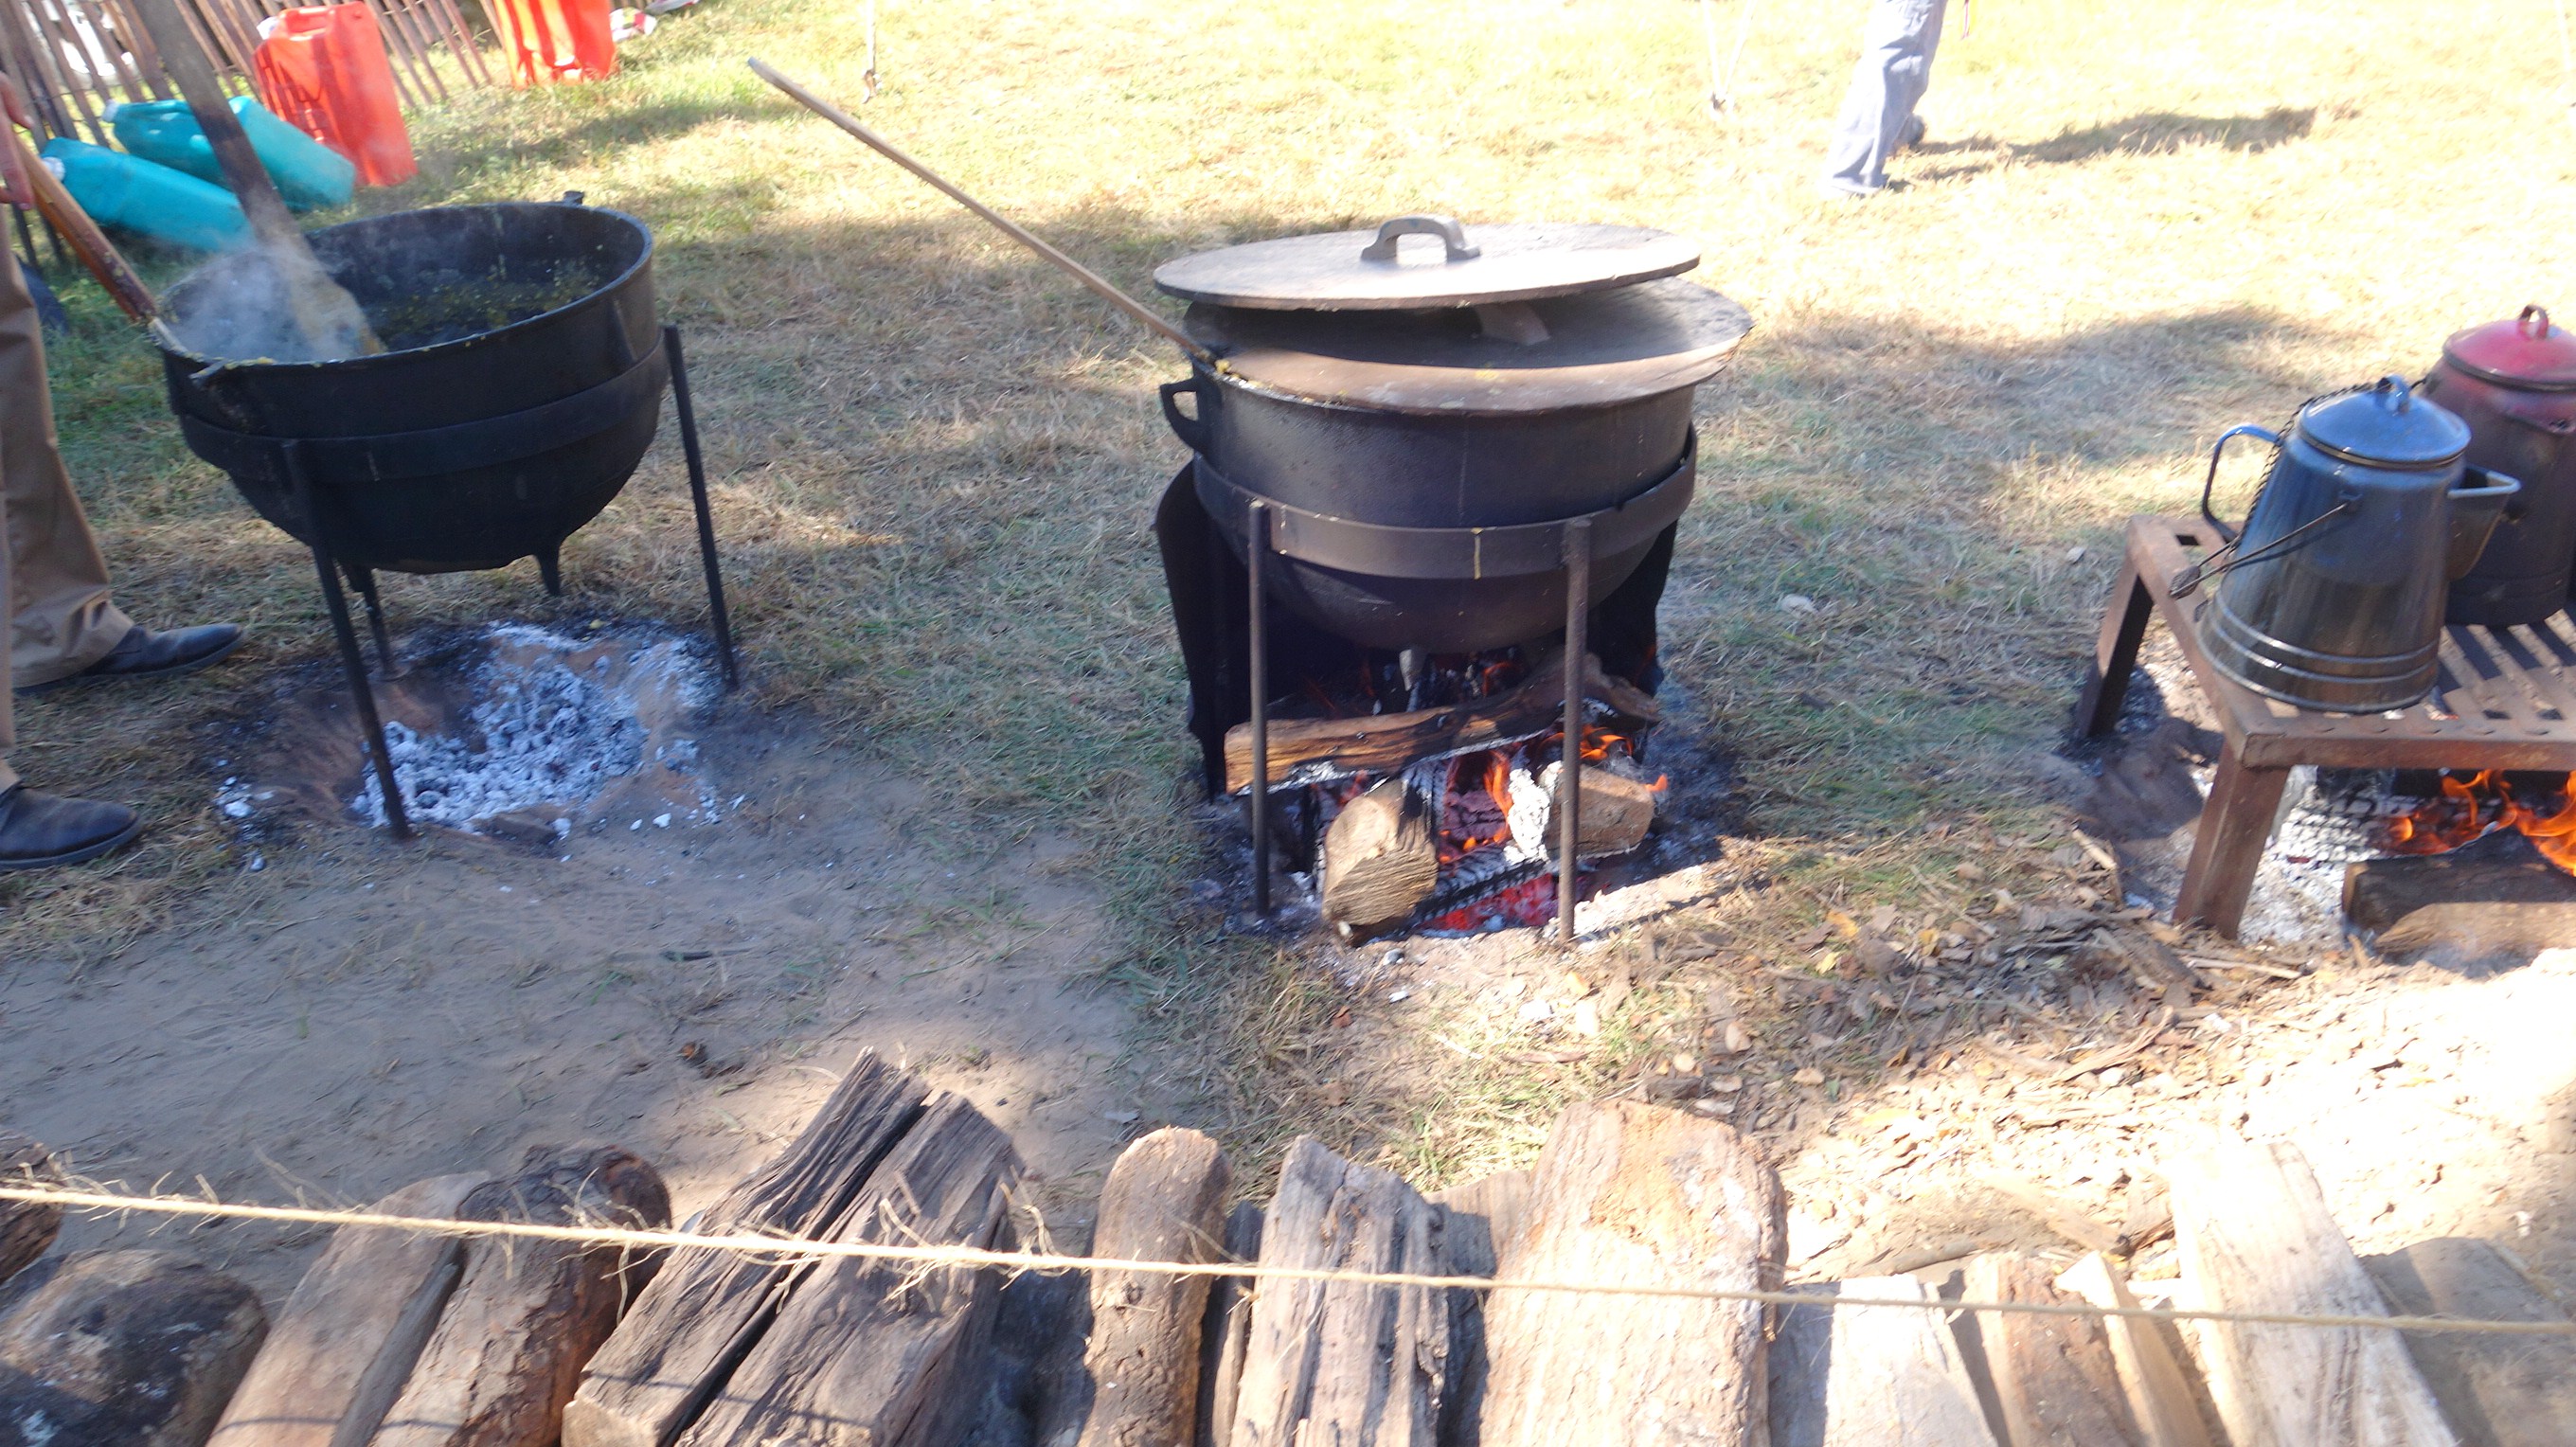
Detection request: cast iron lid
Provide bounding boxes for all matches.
[2297,375,2471,468]
[1154,215,1701,311]
[1181,277,1751,415]
[2442,305,2576,391]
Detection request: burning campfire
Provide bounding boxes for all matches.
[2376,769,2576,870]
[1255,645,1668,938]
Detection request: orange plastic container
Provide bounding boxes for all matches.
[490,0,617,86]
[252,5,418,188]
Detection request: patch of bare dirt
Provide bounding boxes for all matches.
[0,634,1170,1300]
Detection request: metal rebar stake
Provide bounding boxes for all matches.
[342,563,399,677]
[664,325,740,691]
[1247,499,1273,917]
[1559,517,1591,946]
[287,443,412,840]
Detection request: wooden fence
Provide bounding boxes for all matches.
[0,0,490,149]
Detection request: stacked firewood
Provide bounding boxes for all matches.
[7,1056,2574,1446]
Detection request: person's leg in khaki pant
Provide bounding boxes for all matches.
[0,249,244,867]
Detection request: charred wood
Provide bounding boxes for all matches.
[0,1249,267,1447]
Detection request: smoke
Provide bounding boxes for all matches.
[160,244,342,364]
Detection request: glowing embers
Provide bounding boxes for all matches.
[2376,769,2576,871]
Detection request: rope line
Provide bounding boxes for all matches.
[4,1183,2570,1339]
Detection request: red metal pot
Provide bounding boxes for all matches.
[2424,304,2576,626]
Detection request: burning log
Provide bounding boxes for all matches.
[1222,651,1658,795]
[0,1132,62,1291]
[1227,1138,1452,1447]
[1320,777,1440,936]
[371,1147,671,1447]
[1478,1102,1783,1447]
[0,1250,268,1447]
[566,1054,931,1447]
[209,1172,489,1447]
[1526,762,1660,860]
[1037,1128,1233,1447]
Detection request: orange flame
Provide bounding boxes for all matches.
[2379,770,2576,872]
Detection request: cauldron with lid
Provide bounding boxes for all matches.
[1153,214,1749,652]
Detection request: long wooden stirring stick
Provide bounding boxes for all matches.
[127,0,381,359]
[6,125,154,322]
[748,58,1218,370]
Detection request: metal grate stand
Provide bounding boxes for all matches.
[2078,515,2576,936]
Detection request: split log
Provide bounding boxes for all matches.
[2051,1253,2214,1447]
[2361,1237,2576,1447]
[2169,1138,2458,1447]
[371,1146,671,1447]
[1425,1168,1531,1447]
[1321,778,1439,936]
[1223,652,1659,795]
[1034,1128,1230,1447]
[566,1053,931,1447]
[680,1093,1023,1447]
[1192,1203,1263,1447]
[1767,1277,1996,1447]
[0,1249,268,1447]
[0,1132,61,1291]
[1958,1253,2140,1447]
[209,1172,488,1447]
[1228,1138,1449,1447]
[2340,850,2576,934]
[1478,1101,1783,1447]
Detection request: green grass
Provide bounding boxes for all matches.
[6,0,2570,1171]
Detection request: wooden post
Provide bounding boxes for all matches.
[1228,1138,1450,1447]
[2362,1238,2576,1447]
[2052,1253,2215,1447]
[1959,1253,2142,1447]
[677,1094,1024,1446]
[1768,1277,1997,1447]
[0,1250,268,1446]
[1041,1128,1231,1447]
[2170,1139,2458,1447]
[2172,747,2291,938]
[1478,1102,1784,1447]
[370,1146,671,1447]
[208,1172,488,1447]
[565,1052,931,1447]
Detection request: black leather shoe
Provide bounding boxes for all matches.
[0,786,141,871]
[15,624,244,696]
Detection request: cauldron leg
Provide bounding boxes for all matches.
[1559,518,1590,947]
[342,563,399,677]
[1247,500,1271,918]
[664,325,740,692]
[537,547,564,598]
[286,444,411,841]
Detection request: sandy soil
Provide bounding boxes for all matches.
[0,634,1163,1302]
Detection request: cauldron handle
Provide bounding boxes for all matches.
[1360,215,1480,263]
[2198,423,2281,545]
[1159,378,1211,453]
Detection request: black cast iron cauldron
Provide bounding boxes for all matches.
[156,201,660,579]
[1154,217,1749,652]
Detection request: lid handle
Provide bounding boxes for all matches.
[2373,373,2414,411]
[2523,304,2553,336]
[1361,214,1481,264]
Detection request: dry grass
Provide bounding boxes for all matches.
[8,0,2570,1179]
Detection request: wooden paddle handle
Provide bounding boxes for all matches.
[9,128,155,322]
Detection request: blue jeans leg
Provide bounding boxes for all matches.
[1821,0,1948,194]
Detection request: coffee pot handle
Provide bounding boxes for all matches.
[2199,423,2282,544]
